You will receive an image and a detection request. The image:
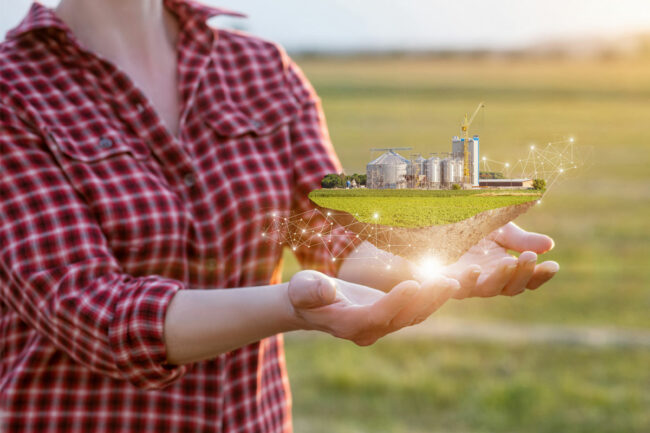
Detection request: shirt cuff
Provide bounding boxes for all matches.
[108,276,187,389]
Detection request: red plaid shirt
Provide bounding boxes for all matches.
[0,1,357,431]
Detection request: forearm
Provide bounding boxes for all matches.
[163,283,300,365]
[337,241,415,292]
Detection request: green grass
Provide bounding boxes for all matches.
[286,336,650,433]
[308,188,541,226]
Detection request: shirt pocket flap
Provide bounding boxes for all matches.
[44,126,151,163]
[203,88,300,137]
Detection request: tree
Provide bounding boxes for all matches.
[532,178,547,190]
[451,183,461,190]
[480,171,504,179]
[321,173,343,188]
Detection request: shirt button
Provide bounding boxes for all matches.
[183,173,196,187]
[98,137,113,149]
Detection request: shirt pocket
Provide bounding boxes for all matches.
[201,87,300,138]
[43,125,151,163]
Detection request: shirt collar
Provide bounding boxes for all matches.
[5,0,246,41]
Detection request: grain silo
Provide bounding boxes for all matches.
[410,155,427,188]
[366,150,410,189]
[453,158,465,184]
[425,156,441,188]
[441,158,455,186]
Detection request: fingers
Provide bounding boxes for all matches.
[288,270,338,309]
[494,222,554,254]
[368,280,420,327]
[389,276,459,329]
[476,256,518,297]
[501,251,537,296]
[527,261,560,290]
[450,265,481,299]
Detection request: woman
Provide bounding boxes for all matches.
[0,0,559,431]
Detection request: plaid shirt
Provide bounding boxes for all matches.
[0,1,357,431]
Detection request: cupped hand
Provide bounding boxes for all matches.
[442,222,560,299]
[288,270,459,346]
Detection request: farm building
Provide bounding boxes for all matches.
[479,179,533,189]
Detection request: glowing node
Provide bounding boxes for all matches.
[292,247,297,251]
[569,137,575,142]
[302,229,306,233]
[537,200,542,205]
[373,213,379,220]
[317,233,322,237]
[559,168,564,173]
[261,233,265,237]
[482,156,487,161]
[530,145,535,150]
[272,212,277,217]
[483,250,489,255]
[386,265,391,270]
[327,212,331,216]
[332,257,336,262]
[505,163,510,168]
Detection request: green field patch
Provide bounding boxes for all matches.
[309,189,542,227]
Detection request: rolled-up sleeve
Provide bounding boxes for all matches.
[281,54,363,276]
[0,107,187,390]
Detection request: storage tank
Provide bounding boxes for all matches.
[425,156,441,188]
[366,150,410,189]
[441,158,455,185]
[412,155,426,176]
[454,159,465,184]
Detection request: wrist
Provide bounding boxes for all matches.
[278,280,308,332]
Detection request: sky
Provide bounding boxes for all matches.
[1,0,649,51]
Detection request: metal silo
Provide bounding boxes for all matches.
[453,158,465,184]
[425,156,441,188]
[441,158,454,186]
[366,150,410,189]
[409,155,426,188]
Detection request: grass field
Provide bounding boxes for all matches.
[308,188,542,226]
[280,56,650,432]
[286,336,650,433]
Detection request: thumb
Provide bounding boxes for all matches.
[288,270,338,309]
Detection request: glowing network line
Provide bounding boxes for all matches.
[264,137,588,269]
[480,137,585,193]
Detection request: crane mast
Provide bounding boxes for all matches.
[460,102,485,185]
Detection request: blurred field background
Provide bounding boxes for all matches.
[3,2,649,432]
[281,56,650,432]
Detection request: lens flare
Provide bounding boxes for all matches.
[416,256,443,281]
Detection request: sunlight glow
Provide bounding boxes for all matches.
[416,256,443,281]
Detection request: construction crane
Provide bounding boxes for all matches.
[369,147,412,152]
[460,102,485,185]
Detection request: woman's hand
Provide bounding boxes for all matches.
[441,222,559,299]
[287,270,459,346]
